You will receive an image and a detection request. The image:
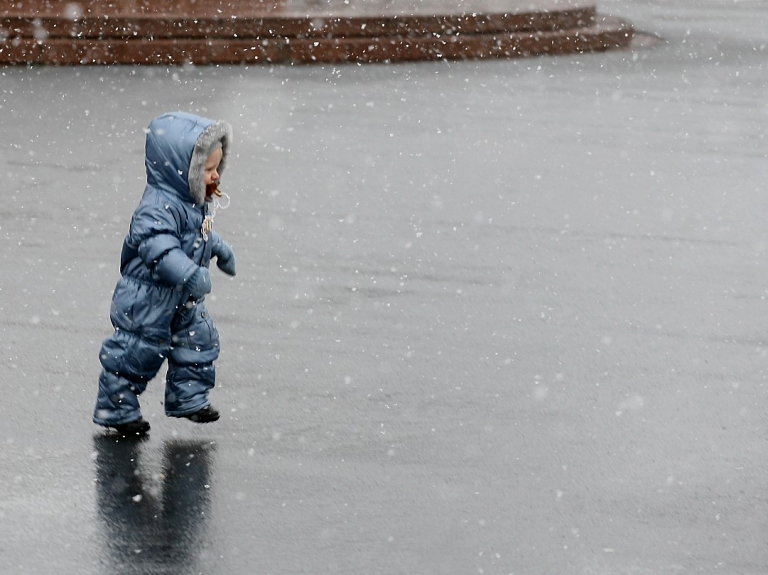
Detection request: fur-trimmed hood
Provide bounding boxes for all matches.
[145,112,233,206]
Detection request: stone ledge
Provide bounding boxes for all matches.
[0,10,598,40]
[0,1,634,65]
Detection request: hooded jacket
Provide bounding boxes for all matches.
[119,112,233,290]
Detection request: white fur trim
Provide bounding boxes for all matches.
[188,120,233,205]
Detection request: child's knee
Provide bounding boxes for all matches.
[100,330,169,378]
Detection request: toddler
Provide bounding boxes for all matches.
[93,112,236,436]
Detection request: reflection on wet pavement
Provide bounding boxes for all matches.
[92,436,216,575]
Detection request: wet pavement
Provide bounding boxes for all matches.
[1,1,768,573]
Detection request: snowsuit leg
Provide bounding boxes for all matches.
[94,369,155,426]
[164,298,220,417]
[93,278,178,426]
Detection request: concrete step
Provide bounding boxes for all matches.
[0,0,634,64]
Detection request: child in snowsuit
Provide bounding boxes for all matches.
[93,112,236,436]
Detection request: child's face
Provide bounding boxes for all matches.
[204,148,223,200]
[204,148,223,186]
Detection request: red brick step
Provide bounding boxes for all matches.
[0,0,633,65]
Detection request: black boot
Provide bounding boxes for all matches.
[184,405,220,423]
[111,418,150,437]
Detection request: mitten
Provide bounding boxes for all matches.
[186,267,212,300]
[216,242,237,277]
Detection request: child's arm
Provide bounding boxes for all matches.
[131,204,202,289]
[208,231,237,277]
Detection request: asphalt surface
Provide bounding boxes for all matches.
[1,1,768,573]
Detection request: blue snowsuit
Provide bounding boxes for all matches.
[93,112,234,426]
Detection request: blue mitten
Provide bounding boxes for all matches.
[186,267,211,300]
[216,242,237,277]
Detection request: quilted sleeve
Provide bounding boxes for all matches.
[207,230,223,258]
[131,203,198,287]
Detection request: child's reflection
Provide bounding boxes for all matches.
[93,436,216,575]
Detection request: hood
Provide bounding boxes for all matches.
[145,112,233,206]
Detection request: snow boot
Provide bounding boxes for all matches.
[111,418,150,437]
[184,405,220,423]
